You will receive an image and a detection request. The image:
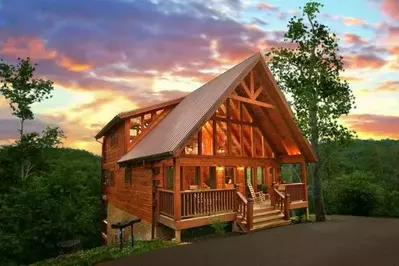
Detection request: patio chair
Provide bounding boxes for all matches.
[247,183,266,204]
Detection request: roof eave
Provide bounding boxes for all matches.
[118,151,175,166]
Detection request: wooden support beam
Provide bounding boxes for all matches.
[250,71,255,95]
[198,129,202,155]
[229,95,274,109]
[250,126,254,157]
[280,154,305,164]
[240,81,252,98]
[173,159,181,221]
[253,87,263,100]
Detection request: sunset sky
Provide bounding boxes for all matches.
[0,0,398,154]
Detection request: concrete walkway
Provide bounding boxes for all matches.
[99,216,399,266]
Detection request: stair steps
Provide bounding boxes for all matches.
[236,205,291,232]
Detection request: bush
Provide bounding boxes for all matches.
[210,218,229,236]
[323,171,384,216]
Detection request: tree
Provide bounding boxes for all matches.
[266,1,355,221]
[0,57,54,136]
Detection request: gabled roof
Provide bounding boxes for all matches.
[95,97,184,139]
[118,52,317,164]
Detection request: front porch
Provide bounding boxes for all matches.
[154,160,309,241]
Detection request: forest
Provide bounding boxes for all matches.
[1,138,398,265]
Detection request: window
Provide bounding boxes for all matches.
[166,166,174,190]
[184,133,199,155]
[105,171,115,186]
[257,167,264,185]
[110,131,118,147]
[225,167,235,186]
[254,127,263,157]
[231,124,241,156]
[229,99,240,120]
[216,101,227,118]
[215,122,227,156]
[201,121,213,155]
[124,166,132,185]
[202,167,216,189]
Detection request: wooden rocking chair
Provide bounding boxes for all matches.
[247,183,266,204]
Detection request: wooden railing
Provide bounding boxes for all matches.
[235,191,253,231]
[159,189,174,218]
[284,183,306,202]
[273,188,290,220]
[181,189,236,218]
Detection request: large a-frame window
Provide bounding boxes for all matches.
[181,98,274,158]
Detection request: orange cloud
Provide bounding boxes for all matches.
[376,80,399,92]
[0,37,57,60]
[381,0,399,19]
[57,56,91,72]
[341,114,399,139]
[342,17,368,26]
[343,33,367,44]
[343,54,387,69]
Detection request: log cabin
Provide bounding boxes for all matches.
[95,52,317,244]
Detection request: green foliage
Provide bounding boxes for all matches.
[210,218,229,236]
[318,140,399,218]
[0,146,101,265]
[33,240,175,266]
[266,2,355,143]
[0,57,54,135]
[290,214,316,224]
[266,1,356,221]
[323,171,384,216]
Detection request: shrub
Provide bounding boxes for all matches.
[210,218,228,236]
[323,171,384,216]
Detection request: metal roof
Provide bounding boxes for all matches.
[118,53,261,164]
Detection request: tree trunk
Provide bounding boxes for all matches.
[310,104,326,221]
[20,119,24,137]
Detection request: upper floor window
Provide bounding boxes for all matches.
[125,166,132,185]
[110,132,118,148]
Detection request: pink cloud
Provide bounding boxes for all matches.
[258,3,278,11]
[341,114,399,139]
[343,54,387,69]
[342,17,368,27]
[381,0,399,19]
[343,33,368,44]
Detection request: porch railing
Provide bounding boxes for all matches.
[181,189,236,218]
[159,189,174,218]
[284,183,306,202]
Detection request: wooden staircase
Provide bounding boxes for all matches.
[236,192,291,233]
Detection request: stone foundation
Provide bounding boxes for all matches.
[107,203,152,244]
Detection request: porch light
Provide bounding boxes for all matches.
[217,164,224,171]
[237,165,244,171]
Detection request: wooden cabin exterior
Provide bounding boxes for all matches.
[96,53,317,244]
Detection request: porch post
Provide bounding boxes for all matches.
[173,158,181,242]
[301,161,309,218]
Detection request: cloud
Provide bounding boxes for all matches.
[342,33,367,44]
[381,0,399,19]
[342,17,368,27]
[341,114,399,139]
[257,3,278,11]
[343,54,387,69]
[376,80,399,92]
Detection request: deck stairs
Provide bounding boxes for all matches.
[236,202,291,232]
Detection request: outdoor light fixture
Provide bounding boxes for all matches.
[216,163,224,171]
[237,165,244,171]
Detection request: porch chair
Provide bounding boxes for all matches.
[247,183,266,204]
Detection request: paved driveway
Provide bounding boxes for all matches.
[99,216,399,266]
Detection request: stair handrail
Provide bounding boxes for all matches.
[235,192,253,231]
[273,188,290,220]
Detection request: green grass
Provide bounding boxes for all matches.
[290,214,316,224]
[33,239,176,266]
